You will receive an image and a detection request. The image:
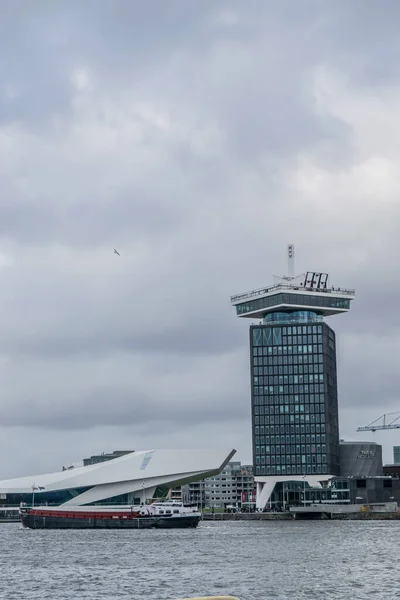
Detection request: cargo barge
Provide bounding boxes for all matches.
[19,501,201,529]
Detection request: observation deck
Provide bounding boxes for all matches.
[231,272,355,320]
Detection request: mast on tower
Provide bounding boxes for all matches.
[288,244,295,279]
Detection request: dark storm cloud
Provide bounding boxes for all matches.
[0,0,399,474]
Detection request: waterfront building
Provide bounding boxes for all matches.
[383,464,400,478]
[231,247,355,508]
[182,461,255,509]
[0,448,235,507]
[339,442,383,478]
[280,475,400,507]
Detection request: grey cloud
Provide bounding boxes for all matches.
[0,5,74,128]
[0,176,190,246]
[0,343,250,432]
[1,384,249,431]
[0,0,399,474]
[1,318,243,360]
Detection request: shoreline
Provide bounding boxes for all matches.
[2,511,400,524]
[202,511,400,521]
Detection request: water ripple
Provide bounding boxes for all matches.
[0,520,398,600]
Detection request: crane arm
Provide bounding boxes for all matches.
[357,411,400,432]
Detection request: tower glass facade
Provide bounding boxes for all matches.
[251,318,339,477]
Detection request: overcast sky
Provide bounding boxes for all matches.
[1,0,400,478]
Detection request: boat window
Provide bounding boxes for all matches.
[159,510,164,514]
[173,510,179,514]
[166,510,171,514]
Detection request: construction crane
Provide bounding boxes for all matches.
[357,412,400,432]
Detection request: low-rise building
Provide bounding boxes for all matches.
[383,464,400,478]
[268,475,400,509]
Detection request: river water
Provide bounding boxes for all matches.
[0,520,398,600]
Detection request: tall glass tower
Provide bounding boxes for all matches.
[231,248,355,508]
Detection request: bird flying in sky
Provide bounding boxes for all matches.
[114,249,120,256]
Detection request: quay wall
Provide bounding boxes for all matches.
[201,511,400,521]
[202,512,292,521]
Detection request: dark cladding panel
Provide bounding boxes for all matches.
[339,443,383,478]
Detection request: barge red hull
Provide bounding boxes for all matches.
[20,507,201,529]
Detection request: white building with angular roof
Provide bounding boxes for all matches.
[0,448,236,506]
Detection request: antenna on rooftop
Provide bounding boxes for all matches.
[287,244,295,279]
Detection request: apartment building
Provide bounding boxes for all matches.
[181,461,255,509]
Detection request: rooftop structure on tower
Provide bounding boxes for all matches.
[231,246,355,510]
[231,245,354,322]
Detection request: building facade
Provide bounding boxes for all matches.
[282,476,400,507]
[339,442,383,478]
[250,319,339,478]
[182,461,255,509]
[231,258,355,508]
[393,446,400,465]
[265,441,384,509]
[383,464,400,478]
